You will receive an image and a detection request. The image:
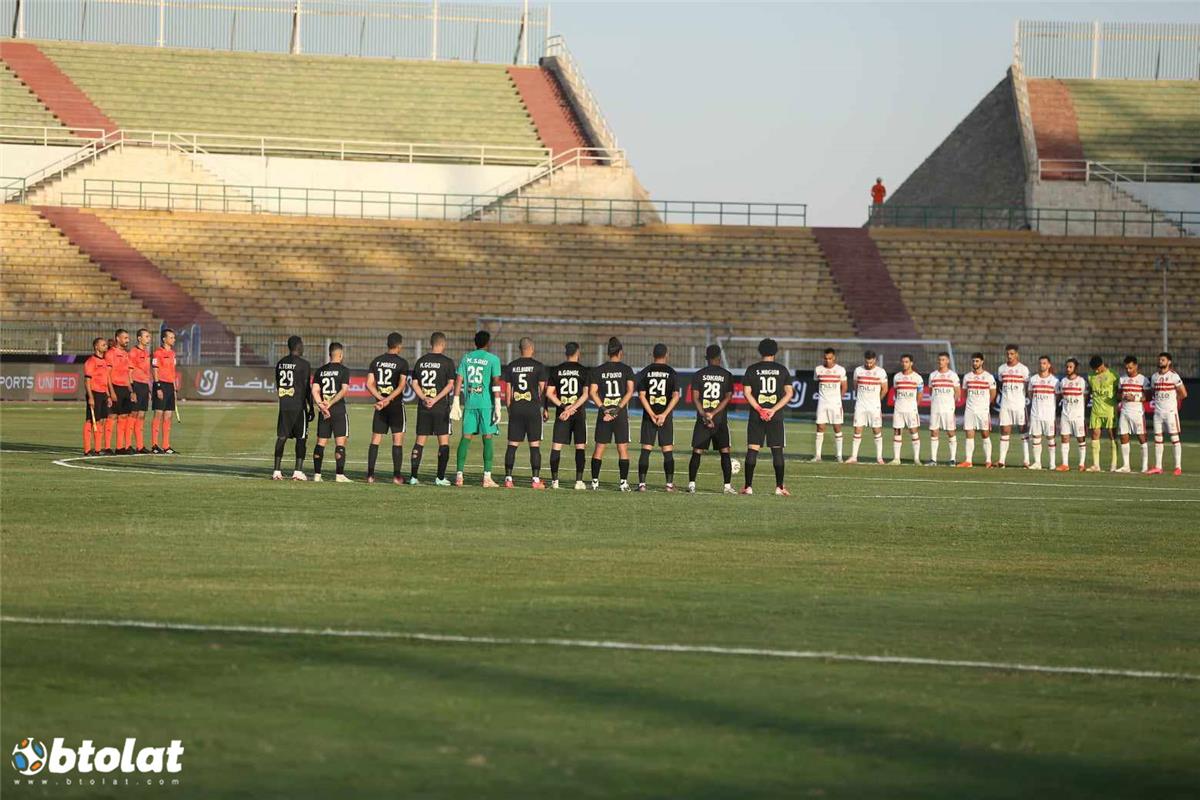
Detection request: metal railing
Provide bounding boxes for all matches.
[5,0,550,65]
[867,205,1196,237]
[55,178,808,227]
[542,34,619,153]
[1015,20,1200,80]
[1,175,27,202]
[1037,159,1200,184]
[0,123,108,145]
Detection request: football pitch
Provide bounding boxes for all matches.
[2,401,1198,798]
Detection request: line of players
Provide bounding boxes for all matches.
[811,344,1186,475]
[271,331,794,494]
[80,328,182,456]
[270,333,1187,491]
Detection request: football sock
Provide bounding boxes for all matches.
[1091,438,1101,468]
[772,447,785,488]
[1031,435,1042,466]
[892,430,903,459]
[529,445,541,478]
[1021,434,1030,464]
[1048,441,1056,469]
[965,437,975,463]
[1141,443,1149,472]
[1061,441,1070,466]
[983,437,993,463]
[813,431,824,458]
[1172,435,1182,469]
[83,422,92,452]
[948,435,957,462]
[392,445,403,478]
[134,417,144,449]
[335,445,346,475]
[591,457,602,481]
[436,445,450,479]
[312,444,325,475]
[408,444,422,480]
[273,437,286,471]
[550,449,562,480]
[1155,437,1164,468]
[162,418,172,450]
[851,432,862,460]
[720,452,732,484]
[504,444,518,479]
[482,437,494,474]
[456,437,470,473]
[104,417,114,449]
[618,458,630,482]
[663,451,675,484]
[930,433,940,462]
[114,417,124,450]
[910,432,921,461]
[367,443,380,477]
[575,449,586,481]
[999,434,1010,464]
[294,439,307,472]
[1121,441,1131,468]
[873,433,883,458]
[1110,438,1118,465]
[744,449,758,487]
[688,452,701,483]
[637,449,651,483]
[151,416,161,447]
[834,432,843,460]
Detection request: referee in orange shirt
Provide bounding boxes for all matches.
[129,328,153,454]
[152,328,180,454]
[83,338,111,455]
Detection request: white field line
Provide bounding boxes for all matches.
[2,615,1196,682]
[825,494,1199,503]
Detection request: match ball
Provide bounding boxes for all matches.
[11,738,46,776]
[729,457,741,475]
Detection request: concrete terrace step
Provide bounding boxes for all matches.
[813,228,920,340]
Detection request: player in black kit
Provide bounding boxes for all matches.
[311,342,352,483]
[545,342,591,490]
[502,337,549,489]
[272,335,314,481]
[588,337,636,491]
[741,338,795,496]
[365,332,410,485]
[688,344,736,494]
[408,331,457,486]
[636,343,681,492]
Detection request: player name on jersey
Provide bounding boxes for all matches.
[551,363,589,406]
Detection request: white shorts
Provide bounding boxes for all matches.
[892,410,920,430]
[1060,415,1086,438]
[1152,411,1180,436]
[928,409,956,432]
[999,405,1026,427]
[1029,416,1055,438]
[1119,414,1145,436]
[816,403,844,426]
[963,408,991,432]
[853,406,883,429]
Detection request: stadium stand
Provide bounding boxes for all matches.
[22,41,544,149]
[0,204,160,330]
[0,62,70,135]
[1056,79,1200,165]
[0,41,117,135]
[869,227,1200,356]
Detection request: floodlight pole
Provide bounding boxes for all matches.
[1157,255,1170,352]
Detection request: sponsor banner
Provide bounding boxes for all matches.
[182,366,417,404]
[0,364,84,400]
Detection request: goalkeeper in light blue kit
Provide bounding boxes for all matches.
[452,330,504,487]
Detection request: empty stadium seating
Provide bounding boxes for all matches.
[0,205,160,349]
[1062,80,1200,165]
[870,227,1200,356]
[0,63,67,135]
[28,41,543,149]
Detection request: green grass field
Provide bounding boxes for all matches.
[2,401,1198,798]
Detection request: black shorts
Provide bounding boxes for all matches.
[692,419,732,451]
[317,406,349,439]
[373,401,407,435]
[132,382,150,412]
[112,385,133,415]
[747,414,786,449]
[152,382,176,411]
[85,391,110,421]
[507,407,544,443]
[277,406,308,440]
[595,409,630,445]
[640,413,674,447]
[415,405,451,437]
[552,411,587,445]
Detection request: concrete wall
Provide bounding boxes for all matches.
[1121,183,1200,236]
[883,73,1027,223]
[1,144,81,181]
[1031,180,1186,237]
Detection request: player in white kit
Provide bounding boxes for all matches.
[1057,358,1088,472]
[889,354,924,465]
[1117,355,1151,473]
[812,348,848,462]
[848,350,888,464]
[926,352,961,466]
[958,353,996,468]
[996,345,1031,468]
[1149,352,1187,475]
[1026,356,1059,470]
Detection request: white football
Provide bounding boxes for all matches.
[729,457,741,475]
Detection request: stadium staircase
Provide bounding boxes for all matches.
[35,206,255,363]
[0,62,71,134]
[812,228,919,339]
[0,41,116,135]
[1025,79,1085,180]
[506,66,594,158]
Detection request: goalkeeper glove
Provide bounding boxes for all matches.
[492,398,503,426]
[305,407,315,424]
[450,396,462,421]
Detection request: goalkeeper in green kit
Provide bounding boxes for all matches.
[1086,355,1119,472]
[452,330,504,487]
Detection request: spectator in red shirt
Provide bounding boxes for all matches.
[871,178,887,205]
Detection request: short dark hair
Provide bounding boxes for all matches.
[1089,355,1104,370]
[758,338,778,357]
[705,344,722,361]
[1066,357,1079,369]
[330,341,343,356]
[1039,355,1051,363]
[161,328,175,342]
[607,336,623,357]
[1005,344,1019,352]
[1124,355,1138,366]
[900,353,913,362]
[475,330,491,349]
[136,328,150,338]
[971,352,984,361]
[937,351,950,359]
[1159,351,1173,362]
[864,350,877,360]
[92,337,105,349]
[652,343,668,359]
[564,341,580,357]
[823,347,835,356]
[386,332,403,349]
[430,331,446,347]
[114,328,128,337]
[287,335,303,352]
